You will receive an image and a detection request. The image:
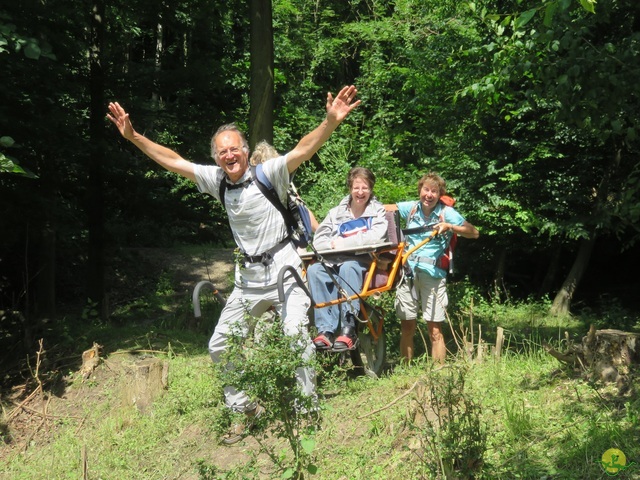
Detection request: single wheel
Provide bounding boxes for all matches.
[350,304,386,378]
[351,329,386,378]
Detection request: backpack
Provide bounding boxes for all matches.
[406,195,457,274]
[218,164,314,249]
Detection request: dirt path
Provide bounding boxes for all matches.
[126,246,236,295]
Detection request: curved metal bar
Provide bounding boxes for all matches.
[402,230,439,264]
[192,280,226,318]
[277,265,314,306]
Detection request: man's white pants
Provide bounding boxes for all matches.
[208,277,315,412]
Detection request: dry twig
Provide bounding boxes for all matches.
[358,380,420,419]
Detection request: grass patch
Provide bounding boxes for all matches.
[2,271,639,479]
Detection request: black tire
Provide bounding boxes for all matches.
[350,326,386,379]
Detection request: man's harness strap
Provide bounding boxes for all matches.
[241,237,290,267]
[218,166,294,267]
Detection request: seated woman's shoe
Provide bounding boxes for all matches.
[313,331,335,351]
[333,325,358,352]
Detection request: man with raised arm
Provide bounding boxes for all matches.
[107,86,360,444]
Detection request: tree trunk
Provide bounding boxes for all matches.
[492,249,507,302]
[152,21,163,104]
[33,148,58,323]
[551,147,621,315]
[87,0,106,319]
[537,244,561,297]
[121,357,169,413]
[35,221,56,320]
[551,235,596,315]
[249,0,274,148]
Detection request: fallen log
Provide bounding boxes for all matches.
[545,326,639,392]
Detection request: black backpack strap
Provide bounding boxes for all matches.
[218,174,253,208]
[251,165,297,233]
[402,224,434,236]
[218,179,227,208]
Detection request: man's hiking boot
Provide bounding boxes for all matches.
[221,404,266,445]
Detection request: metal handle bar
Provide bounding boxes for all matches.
[192,280,226,318]
[277,265,315,306]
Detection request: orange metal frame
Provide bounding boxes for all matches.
[302,241,404,342]
[303,228,439,342]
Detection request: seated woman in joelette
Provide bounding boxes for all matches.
[307,167,388,352]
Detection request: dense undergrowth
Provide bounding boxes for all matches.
[1,272,639,479]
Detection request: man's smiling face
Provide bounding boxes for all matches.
[213,130,249,183]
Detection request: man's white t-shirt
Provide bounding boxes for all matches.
[193,155,302,288]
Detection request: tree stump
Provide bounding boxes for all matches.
[80,342,102,380]
[546,325,639,392]
[587,328,638,383]
[121,357,169,413]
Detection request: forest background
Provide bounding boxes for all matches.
[1,0,639,365]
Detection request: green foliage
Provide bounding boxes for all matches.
[81,298,100,322]
[1,0,639,378]
[219,315,320,479]
[503,398,534,440]
[459,0,640,252]
[2,0,640,473]
[158,355,224,420]
[411,365,487,478]
[0,16,56,60]
[0,135,35,177]
[155,270,175,297]
[295,140,353,219]
[577,296,640,332]
[196,457,260,480]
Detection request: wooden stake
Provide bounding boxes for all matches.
[495,327,504,359]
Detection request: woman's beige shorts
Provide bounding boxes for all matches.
[395,270,448,323]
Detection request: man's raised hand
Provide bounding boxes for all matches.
[326,85,361,124]
[106,102,135,140]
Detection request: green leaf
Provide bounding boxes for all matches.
[0,152,13,173]
[514,9,537,30]
[0,152,35,177]
[579,0,596,14]
[301,437,315,454]
[543,2,558,27]
[282,468,294,479]
[611,119,622,133]
[0,136,15,147]
[307,464,318,474]
[23,40,41,60]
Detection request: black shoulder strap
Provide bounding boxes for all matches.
[251,165,296,232]
[218,174,253,208]
[218,178,227,208]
